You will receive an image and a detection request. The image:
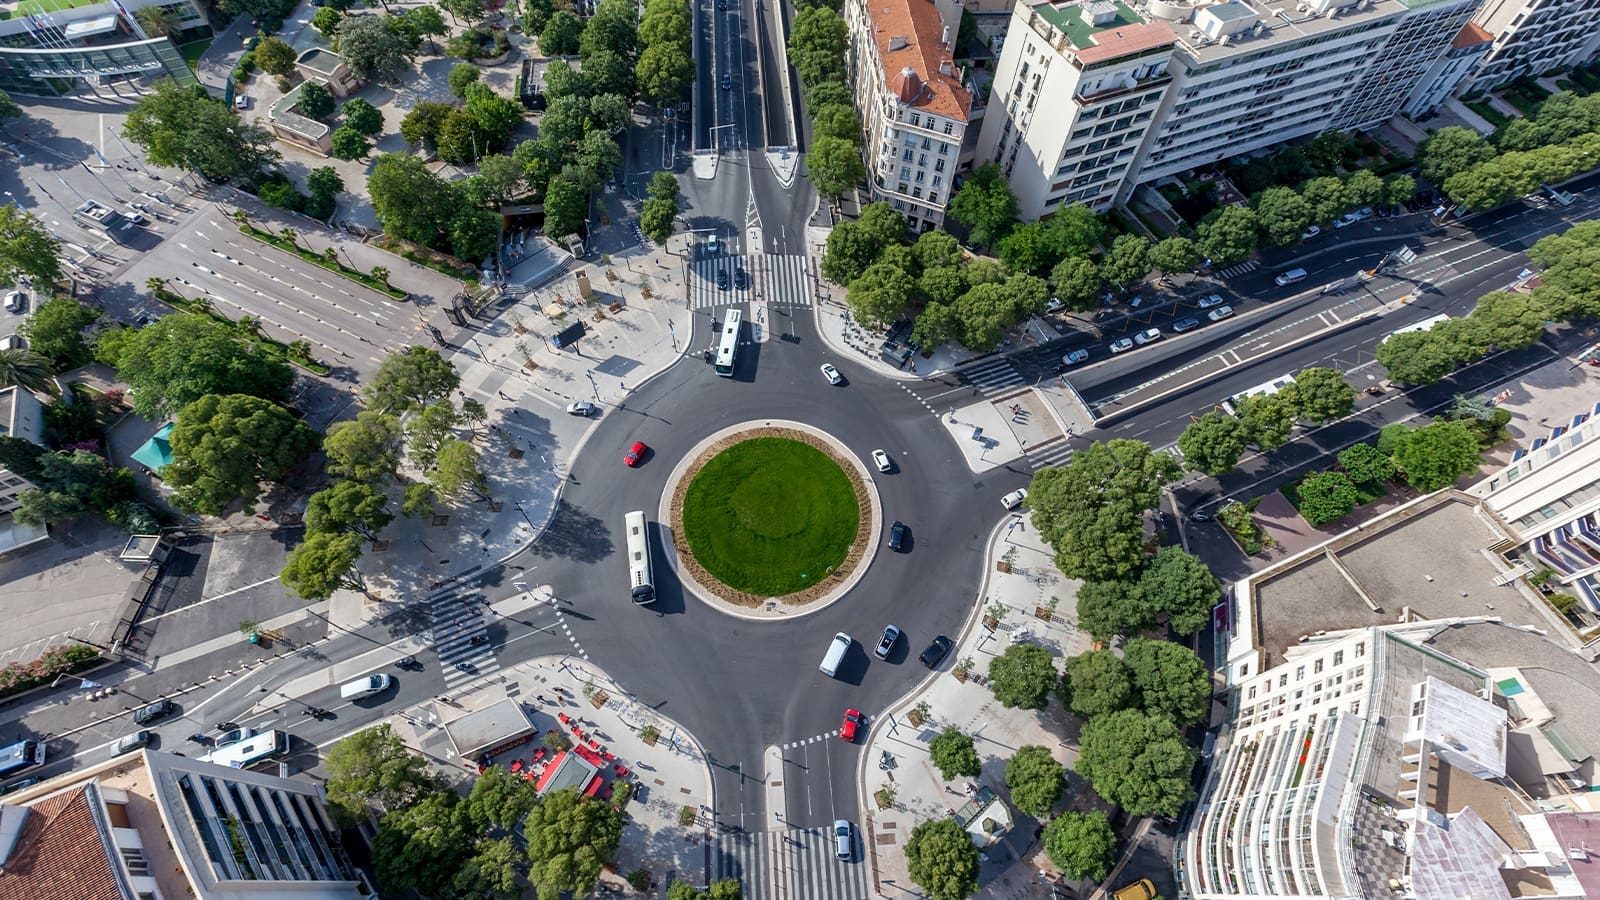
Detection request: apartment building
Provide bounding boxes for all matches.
[1464,0,1600,94]
[1403,21,1494,118]
[845,0,974,231]
[0,386,47,555]
[978,0,1475,215]
[974,1,1177,218]
[0,749,371,899]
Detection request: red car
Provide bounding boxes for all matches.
[840,708,863,743]
[624,441,648,467]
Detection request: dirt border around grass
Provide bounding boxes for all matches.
[656,420,882,621]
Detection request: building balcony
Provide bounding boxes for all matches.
[1075,73,1170,106]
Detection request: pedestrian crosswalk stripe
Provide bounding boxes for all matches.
[714,827,869,900]
[689,254,813,309]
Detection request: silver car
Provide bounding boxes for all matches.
[834,819,853,861]
[1132,327,1162,346]
[874,625,900,659]
[1196,293,1226,309]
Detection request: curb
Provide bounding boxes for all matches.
[857,515,1016,897]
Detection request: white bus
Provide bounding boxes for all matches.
[1382,313,1450,342]
[1221,372,1296,416]
[713,308,742,377]
[199,730,289,770]
[624,510,655,605]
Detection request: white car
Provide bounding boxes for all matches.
[565,401,598,416]
[1108,337,1134,353]
[1196,294,1226,309]
[1206,305,1235,322]
[871,449,892,472]
[1301,225,1321,240]
[234,95,250,109]
[820,363,843,385]
[1061,348,1090,367]
[2,290,23,313]
[1132,327,1162,346]
[1001,488,1028,510]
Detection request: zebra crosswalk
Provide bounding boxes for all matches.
[1217,259,1259,279]
[1028,438,1077,470]
[430,591,499,688]
[713,826,869,900]
[953,357,1026,397]
[689,254,814,309]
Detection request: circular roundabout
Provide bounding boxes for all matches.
[661,420,881,617]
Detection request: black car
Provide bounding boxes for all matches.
[716,269,730,290]
[887,520,906,552]
[734,268,749,290]
[133,699,175,725]
[1172,316,1200,333]
[919,635,952,669]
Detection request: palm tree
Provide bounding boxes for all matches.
[371,265,389,285]
[0,349,54,393]
[279,226,298,249]
[146,277,165,295]
[135,4,183,37]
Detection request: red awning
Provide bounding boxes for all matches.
[535,751,568,793]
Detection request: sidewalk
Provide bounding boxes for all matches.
[324,238,693,632]
[859,519,1105,899]
[387,652,717,892]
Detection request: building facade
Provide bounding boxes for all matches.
[0,749,371,899]
[845,0,973,231]
[974,0,1176,218]
[0,0,203,95]
[1464,0,1600,94]
[1402,21,1494,118]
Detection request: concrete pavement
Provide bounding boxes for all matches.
[859,517,1108,899]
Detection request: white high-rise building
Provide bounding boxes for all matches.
[977,0,1477,217]
[844,0,974,231]
[1464,0,1600,94]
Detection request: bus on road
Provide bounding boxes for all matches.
[0,740,44,779]
[624,511,655,605]
[713,308,742,377]
[1382,313,1450,343]
[199,730,288,770]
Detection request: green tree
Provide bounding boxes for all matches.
[1296,470,1358,526]
[324,411,404,485]
[372,792,473,894]
[441,0,487,23]
[543,172,589,239]
[1196,205,1258,266]
[1004,745,1065,818]
[19,297,101,371]
[1076,709,1197,818]
[1075,579,1153,643]
[541,10,584,54]
[0,435,46,482]
[366,345,460,414]
[1382,173,1416,209]
[1100,233,1152,289]
[1062,649,1134,720]
[449,62,483,99]
[1050,255,1102,310]
[640,196,676,244]
[1416,125,1495,187]
[306,480,393,540]
[1028,439,1180,581]
[821,221,884,285]
[0,206,61,286]
[450,205,501,260]
[428,438,489,502]
[524,788,624,900]
[1390,419,1480,491]
[330,125,372,160]
[582,48,636,99]
[947,162,1018,249]
[400,101,454,151]
[1461,290,1549,351]
[254,35,298,75]
[1300,175,1346,224]
[134,3,182,35]
[312,5,343,39]
[280,530,368,600]
[648,169,681,202]
[336,15,415,84]
[1043,812,1117,882]
[1253,186,1313,246]
[846,261,914,327]
[342,97,385,135]
[166,394,319,515]
[1177,411,1249,476]
[465,765,538,832]
[0,88,17,125]
[1149,235,1199,275]
[325,723,443,825]
[1236,392,1296,450]
[987,643,1057,710]
[904,818,980,900]
[1284,366,1354,422]
[12,450,131,527]
[787,5,847,87]
[123,79,280,183]
[635,42,692,104]
[1375,329,1461,385]
[406,400,460,470]
[405,4,448,50]
[1338,442,1394,485]
[1528,219,1600,321]
[466,153,527,206]
[807,135,866,202]
[466,89,525,150]
[306,165,345,219]
[297,80,336,120]
[453,837,524,900]
[1341,169,1384,210]
[1138,546,1218,636]
[110,313,292,419]
[929,728,981,780]
[1124,639,1210,725]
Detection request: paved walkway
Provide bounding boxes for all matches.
[385,651,717,893]
[324,237,693,632]
[858,518,1108,899]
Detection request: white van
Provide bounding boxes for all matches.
[340,674,393,700]
[1274,268,1307,287]
[819,633,851,678]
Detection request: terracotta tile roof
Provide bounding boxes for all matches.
[1451,21,1493,50]
[0,788,125,900]
[1075,21,1178,64]
[867,0,972,121]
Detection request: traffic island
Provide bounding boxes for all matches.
[660,420,881,619]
